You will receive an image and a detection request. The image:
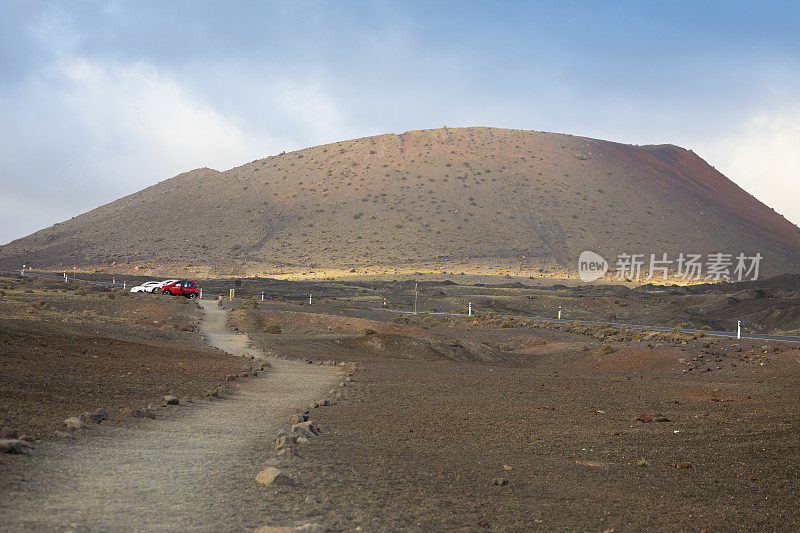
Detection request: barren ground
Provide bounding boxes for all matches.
[0,275,242,438]
[232,300,800,531]
[0,294,341,532]
[2,273,799,531]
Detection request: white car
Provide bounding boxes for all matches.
[130,281,161,293]
[151,279,179,293]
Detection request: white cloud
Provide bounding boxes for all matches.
[273,79,346,142]
[698,103,800,226]
[0,46,350,243]
[56,55,274,180]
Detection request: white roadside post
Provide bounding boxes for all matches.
[123,281,126,290]
[229,289,234,301]
[21,264,25,276]
[414,283,418,314]
[558,306,562,320]
[737,320,741,340]
[309,293,312,305]
[64,272,67,282]
[261,292,264,302]
[468,302,472,316]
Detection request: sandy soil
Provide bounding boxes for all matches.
[4,274,800,531]
[0,299,341,532]
[0,276,243,438]
[233,303,800,531]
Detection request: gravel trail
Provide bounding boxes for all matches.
[0,299,340,532]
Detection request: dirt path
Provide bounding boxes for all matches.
[0,299,340,532]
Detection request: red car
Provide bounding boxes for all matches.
[160,280,199,298]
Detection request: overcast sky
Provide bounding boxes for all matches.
[2,1,799,245]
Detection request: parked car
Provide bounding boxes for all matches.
[151,279,179,293]
[160,280,199,298]
[130,281,161,293]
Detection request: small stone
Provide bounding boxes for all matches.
[54,430,75,439]
[180,397,191,404]
[676,462,693,469]
[255,467,294,486]
[276,446,298,457]
[502,464,512,471]
[293,421,320,437]
[492,477,509,486]
[96,408,109,421]
[273,430,298,452]
[0,439,24,454]
[1,426,18,439]
[297,437,310,445]
[64,417,87,429]
[79,411,103,425]
[287,413,306,424]
[147,403,158,412]
[321,400,331,407]
[291,424,315,439]
[162,395,180,406]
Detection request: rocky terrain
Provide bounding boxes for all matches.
[224,295,800,531]
[2,272,799,531]
[2,127,799,280]
[0,274,243,440]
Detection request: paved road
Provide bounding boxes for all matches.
[10,270,799,343]
[370,308,800,344]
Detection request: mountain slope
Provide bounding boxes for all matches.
[2,127,799,279]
